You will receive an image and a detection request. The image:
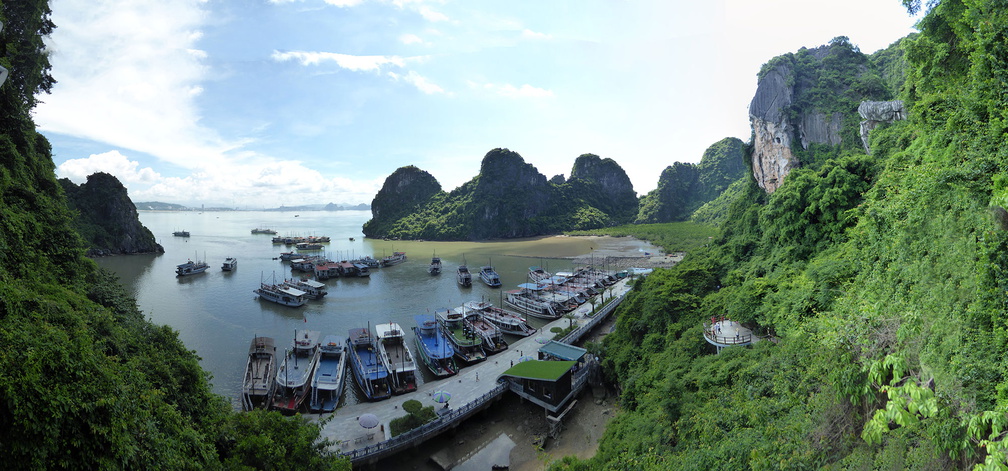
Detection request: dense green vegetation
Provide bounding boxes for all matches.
[554,1,1008,469]
[389,399,438,437]
[636,137,747,223]
[0,3,348,469]
[363,149,640,240]
[567,222,718,254]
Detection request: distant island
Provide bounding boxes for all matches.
[134,201,370,211]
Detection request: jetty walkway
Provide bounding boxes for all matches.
[315,277,635,466]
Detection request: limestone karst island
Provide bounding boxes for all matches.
[8,1,1008,470]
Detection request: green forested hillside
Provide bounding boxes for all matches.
[0,3,348,469]
[555,1,1008,469]
[363,148,640,240]
[636,137,747,223]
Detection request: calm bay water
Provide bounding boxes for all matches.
[95,210,633,409]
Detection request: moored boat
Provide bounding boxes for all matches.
[429,256,442,275]
[459,301,537,337]
[412,314,457,377]
[346,327,392,401]
[309,335,347,413]
[479,265,502,288]
[172,230,190,237]
[435,308,486,364]
[222,257,237,271]
[456,305,508,354]
[176,258,209,276]
[241,336,277,411]
[382,251,407,267]
[529,266,551,283]
[457,265,472,287]
[272,330,321,414]
[254,282,307,307]
[504,284,561,319]
[375,323,418,395]
[284,278,327,300]
[252,227,277,235]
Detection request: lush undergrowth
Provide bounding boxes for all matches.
[566,222,718,253]
[553,1,1008,469]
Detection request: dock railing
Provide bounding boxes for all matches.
[560,293,624,344]
[339,382,509,465]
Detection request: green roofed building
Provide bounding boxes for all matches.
[499,360,577,413]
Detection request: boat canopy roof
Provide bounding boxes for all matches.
[518,283,542,290]
[375,323,404,339]
[538,340,588,361]
[414,314,437,328]
[278,286,307,297]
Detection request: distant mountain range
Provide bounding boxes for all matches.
[134,202,370,211]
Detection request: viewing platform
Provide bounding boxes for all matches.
[703,318,755,353]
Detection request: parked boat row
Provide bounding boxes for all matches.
[272,235,331,245]
[242,331,349,414]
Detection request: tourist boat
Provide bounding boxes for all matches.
[459,301,537,337]
[253,282,307,307]
[382,251,407,267]
[504,285,561,319]
[529,266,552,283]
[313,261,342,280]
[429,256,442,275]
[346,327,392,401]
[172,230,190,237]
[176,258,209,276]
[241,336,277,411]
[222,257,237,271]
[479,265,502,288]
[278,251,301,261]
[284,278,327,300]
[457,264,472,287]
[412,315,457,377]
[309,335,347,413]
[251,228,277,235]
[435,308,486,364]
[272,330,321,414]
[296,242,323,251]
[354,256,381,269]
[455,304,508,354]
[351,262,371,277]
[290,258,316,272]
[375,323,418,395]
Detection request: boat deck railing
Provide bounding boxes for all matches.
[339,383,509,465]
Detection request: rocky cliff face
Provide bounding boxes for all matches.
[60,172,164,256]
[469,148,553,239]
[858,100,906,153]
[362,165,442,238]
[749,64,798,193]
[569,153,638,223]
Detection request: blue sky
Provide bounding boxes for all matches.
[36,0,919,208]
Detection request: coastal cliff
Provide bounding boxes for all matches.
[748,37,905,193]
[59,172,164,256]
[636,137,746,223]
[362,148,638,240]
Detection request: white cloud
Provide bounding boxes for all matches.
[56,151,162,185]
[272,50,406,71]
[323,0,366,6]
[36,0,237,171]
[521,28,552,40]
[417,6,449,22]
[388,70,444,94]
[483,83,554,98]
[400,33,425,45]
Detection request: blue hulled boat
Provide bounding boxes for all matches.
[309,334,347,413]
[346,328,392,402]
[412,314,457,377]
